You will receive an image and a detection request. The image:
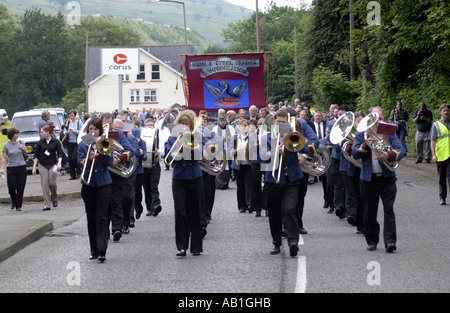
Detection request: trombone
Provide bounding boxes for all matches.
[164,117,203,167]
[81,123,111,185]
[272,114,306,183]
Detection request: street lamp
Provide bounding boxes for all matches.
[149,0,188,54]
[71,27,89,113]
[274,17,298,100]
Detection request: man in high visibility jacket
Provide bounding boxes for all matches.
[431,103,450,205]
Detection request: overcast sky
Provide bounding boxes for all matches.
[224,0,313,11]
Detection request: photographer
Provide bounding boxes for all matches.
[389,100,409,153]
[413,102,433,163]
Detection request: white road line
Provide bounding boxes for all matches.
[295,235,306,293]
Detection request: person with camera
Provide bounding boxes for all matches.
[413,102,433,164]
[389,100,409,154]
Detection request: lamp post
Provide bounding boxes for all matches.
[275,17,298,100]
[256,0,260,52]
[71,27,89,113]
[149,0,188,54]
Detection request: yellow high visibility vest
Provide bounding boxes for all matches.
[433,121,450,162]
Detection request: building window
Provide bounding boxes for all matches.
[151,64,160,80]
[137,64,146,80]
[144,89,157,102]
[130,89,140,102]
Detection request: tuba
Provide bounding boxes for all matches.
[356,112,399,171]
[329,112,361,168]
[199,126,226,176]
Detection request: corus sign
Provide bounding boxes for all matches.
[102,48,140,75]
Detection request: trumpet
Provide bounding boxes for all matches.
[356,112,399,171]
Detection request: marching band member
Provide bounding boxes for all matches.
[212,116,234,190]
[130,127,147,224]
[77,117,114,263]
[101,113,135,243]
[260,109,318,257]
[165,110,204,257]
[352,106,405,253]
[113,118,140,235]
[142,118,163,217]
[327,105,351,219]
[231,119,253,213]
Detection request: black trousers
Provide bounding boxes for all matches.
[436,157,450,201]
[266,181,300,247]
[201,171,216,225]
[172,178,203,253]
[143,163,162,212]
[82,184,111,256]
[360,176,397,247]
[109,173,125,233]
[67,142,81,178]
[6,165,27,209]
[134,172,145,216]
[351,167,364,232]
[330,158,345,210]
[235,164,252,211]
[250,163,263,213]
[296,173,309,229]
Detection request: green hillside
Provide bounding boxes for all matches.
[1,0,253,46]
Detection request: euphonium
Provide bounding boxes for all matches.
[301,145,331,176]
[329,112,361,168]
[97,123,137,178]
[356,112,399,172]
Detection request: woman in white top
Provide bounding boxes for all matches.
[1,127,28,211]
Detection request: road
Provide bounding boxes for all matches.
[0,162,449,294]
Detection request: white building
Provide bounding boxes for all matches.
[87,46,194,113]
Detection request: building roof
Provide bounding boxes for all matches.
[88,45,195,84]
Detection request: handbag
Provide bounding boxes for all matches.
[62,132,69,146]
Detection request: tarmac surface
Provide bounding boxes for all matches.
[0,156,436,263]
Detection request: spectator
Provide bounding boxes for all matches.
[1,127,28,211]
[389,100,409,153]
[413,103,433,163]
[64,110,83,180]
[32,124,63,211]
[430,104,450,205]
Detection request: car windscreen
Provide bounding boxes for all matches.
[12,115,61,132]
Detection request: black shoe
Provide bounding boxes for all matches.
[386,243,397,253]
[270,245,281,255]
[327,208,335,214]
[347,216,357,226]
[89,253,98,260]
[289,243,299,257]
[176,250,186,257]
[192,252,201,256]
[16,207,22,212]
[323,201,329,209]
[255,211,261,217]
[335,208,345,219]
[440,199,446,205]
[113,230,122,242]
[98,255,106,262]
[153,205,162,217]
[239,208,246,213]
[10,204,15,210]
[69,177,77,180]
[299,228,308,235]
[52,201,58,208]
[367,243,377,251]
[415,159,422,164]
[129,221,135,228]
[43,207,51,211]
[146,208,155,216]
[122,226,130,234]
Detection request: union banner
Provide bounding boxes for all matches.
[184,53,266,114]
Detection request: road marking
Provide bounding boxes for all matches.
[295,256,307,293]
[295,235,306,293]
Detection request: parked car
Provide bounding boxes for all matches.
[1,110,62,168]
[0,109,8,124]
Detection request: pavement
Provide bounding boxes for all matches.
[0,156,436,263]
